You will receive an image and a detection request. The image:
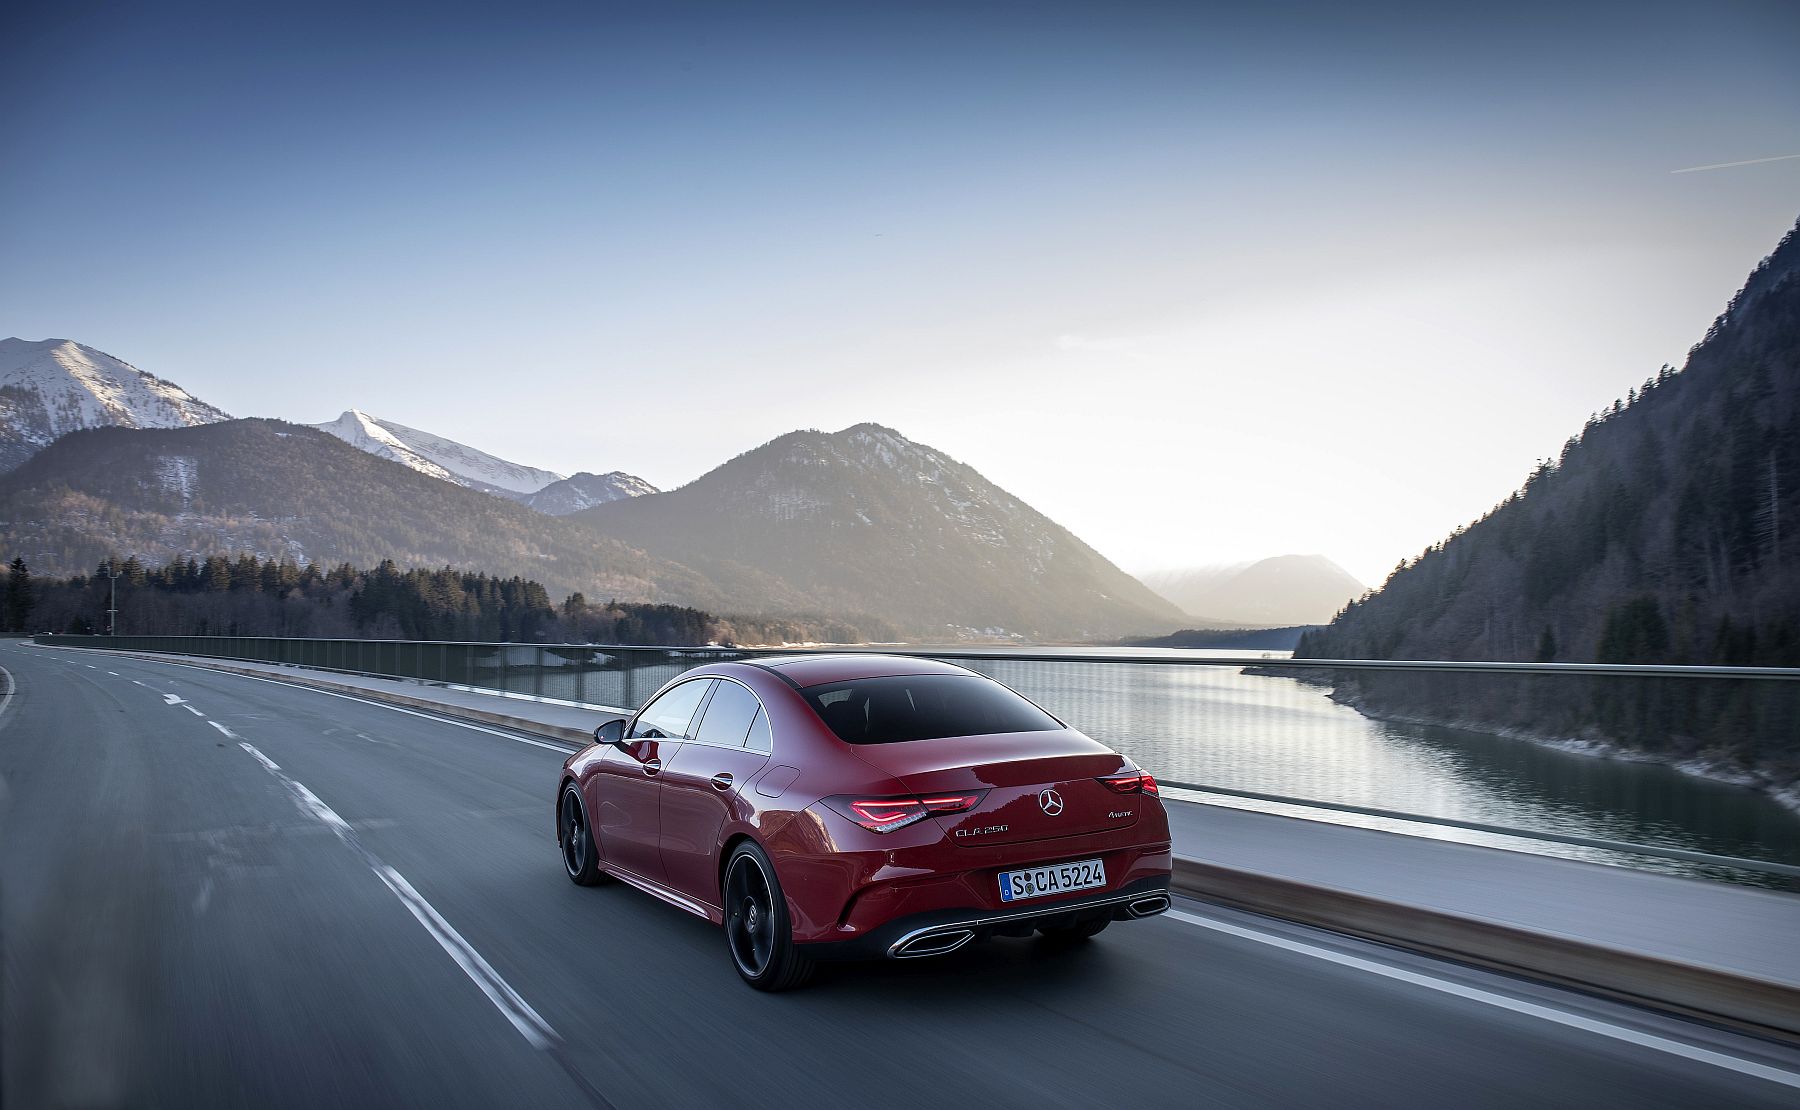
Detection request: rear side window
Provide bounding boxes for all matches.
[693,680,762,748]
[744,707,773,754]
[803,674,1061,744]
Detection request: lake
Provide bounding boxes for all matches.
[950,651,1800,886]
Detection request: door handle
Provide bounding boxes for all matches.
[709,772,734,791]
[643,758,662,776]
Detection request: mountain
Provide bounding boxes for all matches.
[510,471,660,515]
[1139,555,1365,626]
[571,423,1185,639]
[311,409,565,495]
[0,418,718,607]
[1295,216,1800,779]
[0,338,230,471]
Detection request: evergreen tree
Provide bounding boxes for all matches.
[1534,627,1557,663]
[6,557,33,635]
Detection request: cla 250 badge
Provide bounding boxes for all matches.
[955,825,1009,838]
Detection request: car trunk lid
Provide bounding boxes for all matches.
[851,731,1138,846]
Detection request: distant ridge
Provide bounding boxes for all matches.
[509,471,660,515]
[1139,555,1365,626]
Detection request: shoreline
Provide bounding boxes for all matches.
[1315,683,1800,819]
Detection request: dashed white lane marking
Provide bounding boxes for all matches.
[1165,909,1800,1091]
[208,721,236,741]
[149,660,579,753]
[31,650,582,755]
[184,705,205,717]
[231,737,559,1051]
[107,671,120,676]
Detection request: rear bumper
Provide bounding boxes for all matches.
[797,874,1172,961]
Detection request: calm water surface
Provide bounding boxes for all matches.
[953,652,1800,885]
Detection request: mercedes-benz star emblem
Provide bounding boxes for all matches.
[1038,788,1064,816]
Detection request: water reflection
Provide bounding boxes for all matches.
[962,656,1800,885]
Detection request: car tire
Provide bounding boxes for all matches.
[722,842,814,991]
[1039,917,1110,941]
[560,783,607,886]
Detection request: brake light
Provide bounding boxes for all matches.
[1098,771,1158,795]
[920,793,985,814]
[826,791,990,833]
[848,798,928,832]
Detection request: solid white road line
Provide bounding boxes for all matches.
[1165,908,1800,1091]
[232,737,560,1050]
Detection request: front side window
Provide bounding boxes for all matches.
[803,674,1061,744]
[692,680,762,748]
[631,679,715,740]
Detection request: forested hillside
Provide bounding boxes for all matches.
[0,419,718,607]
[1301,219,1800,666]
[1297,218,1800,786]
[3,554,887,647]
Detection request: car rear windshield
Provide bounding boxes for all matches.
[802,674,1062,744]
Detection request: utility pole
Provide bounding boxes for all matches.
[106,559,122,636]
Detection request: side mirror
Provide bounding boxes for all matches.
[594,718,628,750]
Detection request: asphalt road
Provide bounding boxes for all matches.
[4,642,1798,1109]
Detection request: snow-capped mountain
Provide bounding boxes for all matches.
[512,471,660,515]
[0,337,231,470]
[311,410,566,495]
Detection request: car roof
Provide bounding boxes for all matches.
[741,653,975,689]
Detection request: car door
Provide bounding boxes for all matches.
[658,679,773,907]
[591,678,715,884]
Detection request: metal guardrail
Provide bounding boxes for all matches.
[33,634,1800,885]
[1161,781,1800,880]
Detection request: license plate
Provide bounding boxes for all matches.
[998,858,1106,903]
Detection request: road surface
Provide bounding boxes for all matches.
[4,642,1797,1108]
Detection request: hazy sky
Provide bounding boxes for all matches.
[5,1,1798,584]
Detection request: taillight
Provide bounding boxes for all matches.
[1098,771,1158,795]
[847,798,929,832]
[920,793,985,814]
[825,791,989,833]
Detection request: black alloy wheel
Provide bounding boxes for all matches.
[561,784,604,886]
[722,842,814,991]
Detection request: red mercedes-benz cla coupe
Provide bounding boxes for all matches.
[555,654,1172,990]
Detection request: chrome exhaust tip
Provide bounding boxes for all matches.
[891,929,975,958]
[1127,894,1171,918]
